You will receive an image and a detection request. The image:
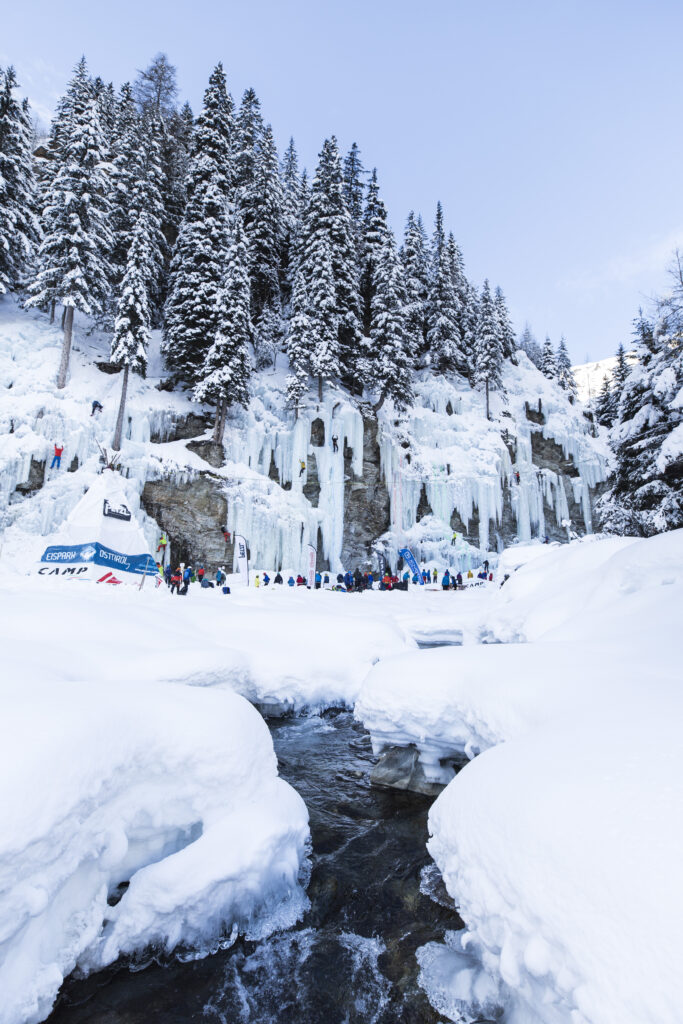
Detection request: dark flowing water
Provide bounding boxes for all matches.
[48,711,462,1024]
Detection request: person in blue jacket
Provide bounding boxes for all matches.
[412,572,420,584]
[287,575,295,586]
[344,570,354,590]
[441,570,450,591]
[402,570,410,583]
[315,571,322,589]
[263,572,270,586]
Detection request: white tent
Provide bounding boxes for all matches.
[38,471,156,584]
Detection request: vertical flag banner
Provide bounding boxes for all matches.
[307,544,317,588]
[233,534,249,586]
[398,547,423,584]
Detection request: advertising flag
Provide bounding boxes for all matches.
[233,534,249,586]
[307,543,317,588]
[398,547,423,584]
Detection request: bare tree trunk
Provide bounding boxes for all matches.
[372,393,385,414]
[318,375,323,402]
[212,399,224,443]
[61,306,66,330]
[213,399,228,445]
[50,301,55,324]
[485,379,490,420]
[112,364,129,451]
[56,306,74,390]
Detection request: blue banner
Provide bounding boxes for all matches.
[398,547,423,584]
[41,542,156,576]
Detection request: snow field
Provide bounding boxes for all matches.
[0,676,309,1024]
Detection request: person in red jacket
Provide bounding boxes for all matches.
[51,444,64,469]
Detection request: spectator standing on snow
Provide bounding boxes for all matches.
[315,571,322,589]
[456,572,463,586]
[432,568,438,584]
[287,576,295,586]
[197,564,205,583]
[51,443,64,469]
[164,564,172,586]
[263,572,270,586]
[170,567,182,594]
[323,572,330,587]
[274,572,283,584]
[467,569,473,579]
[442,571,450,590]
[483,559,489,572]
[254,575,260,588]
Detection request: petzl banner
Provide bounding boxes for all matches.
[398,547,423,584]
[307,543,316,587]
[233,534,249,586]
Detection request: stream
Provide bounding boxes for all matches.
[48,710,463,1024]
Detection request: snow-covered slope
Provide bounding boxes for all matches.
[1,296,609,577]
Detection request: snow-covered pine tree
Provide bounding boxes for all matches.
[241,123,283,318]
[594,375,615,427]
[342,141,365,255]
[27,58,113,389]
[360,168,388,334]
[599,308,683,534]
[0,66,40,294]
[540,335,558,380]
[519,323,543,369]
[193,217,252,443]
[493,286,516,360]
[613,342,630,392]
[280,137,304,307]
[367,229,413,411]
[307,234,340,401]
[401,211,429,366]
[426,202,463,373]
[285,265,313,416]
[163,63,233,382]
[111,213,152,450]
[234,87,264,197]
[159,101,193,253]
[461,281,480,383]
[297,136,361,388]
[474,279,504,419]
[556,336,577,399]
[135,113,167,323]
[446,233,469,334]
[254,300,284,369]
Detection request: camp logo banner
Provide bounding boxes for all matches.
[103,499,132,521]
[40,542,155,576]
[398,547,423,584]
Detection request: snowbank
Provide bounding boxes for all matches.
[0,577,413,713]
[381,531,683,1023]
[0,677,309,1024]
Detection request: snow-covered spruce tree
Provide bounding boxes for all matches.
[280,136,304,305]
[461,281,480,383]
[598,308,682,534]
[27,58,113,389]
[401,211,429,366]
[159,101,194,254]
[163,63,233,382]
[241,123,283,319]
[193,218,252,444]
[446,233,469,333]
[556,336,577,399]
[307,235,340,401]
[297,136,361,388]
[540,335,558,379]
[474,279,504,419]
[234,87,264,197]
[360,168,388,334]
[342,141,365,256]
[286,265,313,417]
[366,229,413,411]
[0,66,40,294]
[254,299,284,369]
[111,215,152,450]
[494,286,516,360]
[595,375,615,427]
[426,202,463,373]
[519,323,543,369]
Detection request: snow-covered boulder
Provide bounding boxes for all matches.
[0,677,309,1024]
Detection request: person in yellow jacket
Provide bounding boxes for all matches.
[254,574,260,588]
[467,569,473,579]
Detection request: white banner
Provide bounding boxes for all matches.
[307,543,317,588]
[233,534,249,586]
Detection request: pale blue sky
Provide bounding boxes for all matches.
[5,0,682,362]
